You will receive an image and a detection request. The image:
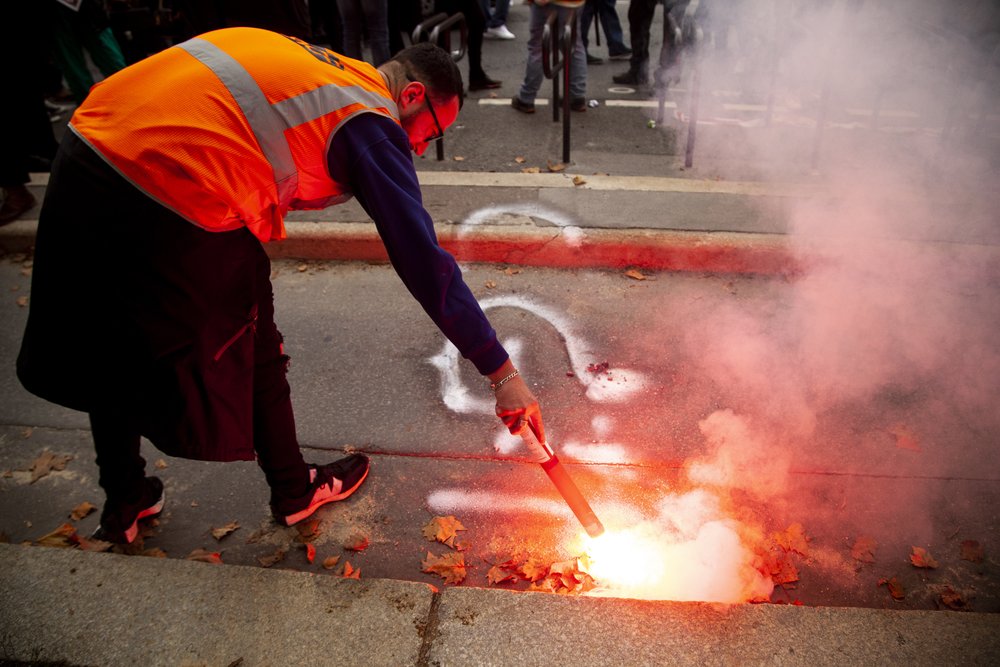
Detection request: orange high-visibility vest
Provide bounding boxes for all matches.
[70,28,401,243]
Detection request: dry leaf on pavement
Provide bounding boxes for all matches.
[766,549,800,586]
[939,586,970,611]
[211,521,240,541]
[851,536,877,563]
[70,501,97,521]
[624,269,646,281]
[344,531,370,552]
[773,523,810,557]
[487,566,517,585]
[910,546,939,569]
[36,523,79,548]
[154,459,169,469]
[514,156,526,164]
[142,547,168,558]
[453,156,465,162]
[258,548,286,568]
[487,558,520,585]
[960,540,984,563]
[305,542,316,564]
[518,558,548,583]
[422,551,466,585]
[521,166,540,174]
[77,536,113,552]
[295,518,322,542]
[572,175,587,186]
[29,450,73,483]
[16,296,28,307]
[341,561,361,579]
[878,576,905,600]
[422,516,466,548]
[322,555,341,570]
[547,161,567,172]
[485,280,497,289]
[187,548,223,564]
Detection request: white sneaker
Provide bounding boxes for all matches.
[485,25,516,40]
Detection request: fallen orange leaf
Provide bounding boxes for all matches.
[422,516,466,548]
[422,551,466,585]
[960,540,984,563]
[487,564,518,585]
[296,518,322,542]
[344,532,370,552]
[768,550,800,585]
[519,558,548,582]
[624,269,646,281]
[77,536,112,552]
[186,548,223,564]
[305,542,316,564]
[36,523,79,548]
[30,451,73,484]
[258,548,286,568]
[773,523,810,557]
[910,546,939,569]
[851,535,877,563]
[879,576,905,600]
[342,561,361,579]
[322,555,341,570]
[939,586,969,611]
[211,521,240,541]
[70,501,97,521]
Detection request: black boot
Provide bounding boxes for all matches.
[612,67,649,87]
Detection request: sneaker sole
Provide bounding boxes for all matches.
[280,465,370,527]
[96,492,165,545]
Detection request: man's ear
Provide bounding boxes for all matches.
[400,81,426,110]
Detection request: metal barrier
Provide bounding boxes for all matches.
[411,12,468,161]
[541,8,578,163]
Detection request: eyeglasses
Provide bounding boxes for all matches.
[424,93,445,143]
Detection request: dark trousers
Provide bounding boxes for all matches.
[0,1,58,185]
[625,0,684,75]
[20,131,310,505]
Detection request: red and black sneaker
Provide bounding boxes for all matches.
[272,454,370,527]
[92,477,165,544]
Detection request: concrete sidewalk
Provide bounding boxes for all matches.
[2,543,998,667]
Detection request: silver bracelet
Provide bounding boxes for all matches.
[490,369,519,391]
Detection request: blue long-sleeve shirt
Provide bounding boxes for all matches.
[327,112,509,376]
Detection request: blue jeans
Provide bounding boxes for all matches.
[517,4,587,104]
[480,0,511,29]
[581,0,629,55]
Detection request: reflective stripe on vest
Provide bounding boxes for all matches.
[176,37,400,211]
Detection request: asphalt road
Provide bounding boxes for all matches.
[2,256,997,612]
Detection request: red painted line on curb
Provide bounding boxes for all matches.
[266,225,803,276]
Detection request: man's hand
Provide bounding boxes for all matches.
[489,360,545,443]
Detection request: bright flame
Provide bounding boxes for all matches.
[576,492,774,603]
[583,529,668,590]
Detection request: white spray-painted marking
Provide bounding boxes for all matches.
[591,415,614,437]
[459,202,585,248]
[430,294,647,414]
[427,488,641,526]
[560,441,629,464]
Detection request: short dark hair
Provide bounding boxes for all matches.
[390,42,465,110]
